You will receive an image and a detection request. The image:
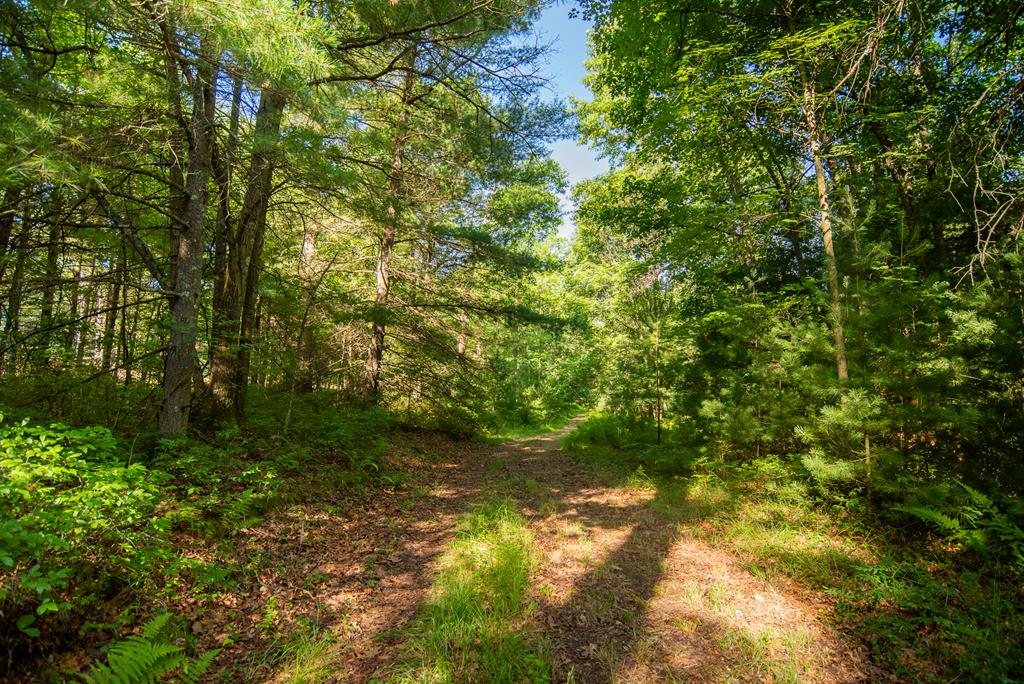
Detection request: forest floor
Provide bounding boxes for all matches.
[182,419,877,683]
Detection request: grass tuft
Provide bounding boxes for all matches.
[387,497,550,683]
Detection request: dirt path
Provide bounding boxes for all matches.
[494,422,869,683]
[208,423,870,682]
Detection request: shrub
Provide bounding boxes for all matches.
[0,415,168,646]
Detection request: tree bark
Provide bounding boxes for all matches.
[0,229,28,374]
[804,99,849,382]
[66,261,81,356]
[0,187,19,287]
[101,247,124,373]
[456,310,469,357]
[158,44,218,436]
[785,2,848,384]
[229,88,287,426]
[38,214,60,364]
[210,72,244,400]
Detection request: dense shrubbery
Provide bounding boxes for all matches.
[0,416,168,645]
[0,398,399,663]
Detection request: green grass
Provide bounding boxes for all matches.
[563,424,1024,683]
[481,407,582,442]
[241,616,343,684]
[386,497,550,683]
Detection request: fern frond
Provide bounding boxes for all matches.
[81,611,219,684]
[897,505,963,537]
[180,648,221,684]
[83,636,185,683]
[959,482,993,509]
[140,612,174,641]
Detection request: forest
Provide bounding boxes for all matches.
[0,0,1022,682]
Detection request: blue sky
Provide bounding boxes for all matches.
[534,2,609,237]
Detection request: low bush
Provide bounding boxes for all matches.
[0,396,403,671]
[0,415,169,650]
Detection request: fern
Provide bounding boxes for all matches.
[180,649,218,684]
[899,482,1024,574]
[899,505,963,538]
[82,613,219,684]
[140,612,173,641]
[960,483,993,510]
[82,637,185,684]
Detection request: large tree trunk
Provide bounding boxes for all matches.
[364,52,417,400]
[158,19,188,290]
[158,46,217,436]
[228,88,287,426]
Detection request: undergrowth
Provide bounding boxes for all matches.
[0,398,399,679]
[564,413,1024,683]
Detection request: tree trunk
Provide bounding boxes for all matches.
[121,253,133,385]
[229,88,287,426]
[158,46,218,436]
[158,19,188,290]
[0,187,19,287]
[39,215,60,364]
[101,248,124,373]
[803,104,849,383]
[75,258,97,365]
[66,261,81,357]
[210,72,244,400]
[364,50,417,400]
[0,229,28,374]
[457,310,469,357]
[784,2,848,384]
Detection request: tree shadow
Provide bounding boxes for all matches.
[493,429,847,683]
[487,428,703,681]
[354,424,870,683]
[536,486,686,682]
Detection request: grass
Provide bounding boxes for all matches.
[239,616,343,684]
[482,407,582,443]
[563,423,1024,683]
[385,496,550,683]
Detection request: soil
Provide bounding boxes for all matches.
[29,422,875,682]
[195,421,872,682]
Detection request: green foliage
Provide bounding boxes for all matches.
[898,483,1024,574]
[154,398,397,535]
[564,413,698,480]
[0,415,167,640]
[82,612,219,684]
[391,497,549,683]
[564,413,628,450]
[0,400,404,668]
